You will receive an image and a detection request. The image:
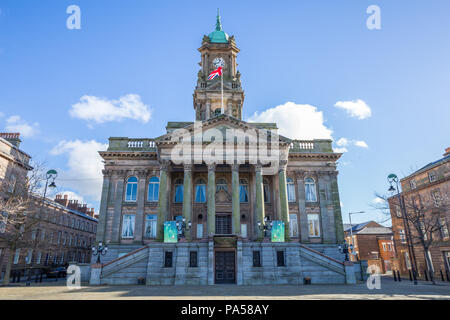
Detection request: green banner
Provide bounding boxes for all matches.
[271,220,285,242]
[164,221,178,243]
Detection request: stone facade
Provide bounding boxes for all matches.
[91,14,354,285]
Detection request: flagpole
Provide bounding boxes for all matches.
[221,70,224,114]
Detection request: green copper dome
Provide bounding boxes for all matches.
[208,9,229,43]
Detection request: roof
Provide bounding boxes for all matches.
[356,227,392,235]
[344,221,372,233]
[208,10,229,44]
[401,154,449,181]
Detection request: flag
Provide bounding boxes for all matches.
[207,66,222,80]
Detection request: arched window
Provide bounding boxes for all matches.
[305,177,317,202]
[216,178,228,193]
[239,179,249,203]
[174,178,184,203]
[263,179,270,203]
[147,176,160,202]
[125,176,138,202]
[195,179,206,203]
[287,177,296,202]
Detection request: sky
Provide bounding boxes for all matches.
[0,1,449,226]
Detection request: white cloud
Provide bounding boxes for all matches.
[334,99,372,120]
[334,137,368,152]
[69,94,152,124]
[247,102,333,140]
[372,197,385,204]
[50,140,108,201]
[5,115,39,137]
[354,140,369,148]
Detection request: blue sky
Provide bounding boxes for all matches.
[1,1,449,226]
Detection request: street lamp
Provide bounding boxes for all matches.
[338,240,353,261]
[388,173,418,285]
[92,242,108,264]
[175,218,191,239]
[257,216,273,238]
[43,170,58,200]
[348,211,365,261]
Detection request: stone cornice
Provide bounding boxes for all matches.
[99,151,157,160]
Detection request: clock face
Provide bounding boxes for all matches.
[213,57,225,68]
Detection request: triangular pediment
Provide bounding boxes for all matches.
[155,114,291,145]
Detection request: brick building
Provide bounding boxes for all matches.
[388,148,450,278]
[0,133,98,281]
[344,221,396,273]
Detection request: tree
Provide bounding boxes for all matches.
[373,184,449,284]
[0,160,51,285]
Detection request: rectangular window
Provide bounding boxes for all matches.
[239,185,249,203]
[287,183,296,202]
[399,229,406,243]
[26,249,33,264]
[410,180,416,189]
[276,250,285,267]
[144,215,157,239]
[174,185,184,203]
[440,218,449,239]
[216,215,232,235]
[189,251,198,267]
[36,252,42,265]
[253,251,261,267]
[121,214,135,238]
[382,243,387,251]
[432,190,442,207]
[307,214,320,237]
[13,248,20,264]
[195,184,206,203]
[164,251,173,268]
[428,171,436,183]
[289,214,299,238]
[197,223,203,239]
[0,211,6,233]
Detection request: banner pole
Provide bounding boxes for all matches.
[221,70,224,114]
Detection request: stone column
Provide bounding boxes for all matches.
[111,171,125,243]
[330,171,345,244]
[96,169,111,243]
[134,171,146,243]
[254,163,265,240]
[207,163,216,237]
[156,162,169,241]
[231,163,240,235]
[318,172,332,243]
[182,164,193,240]
[206,101,211,119]
[278,161,290,240]
[296,171,309,242]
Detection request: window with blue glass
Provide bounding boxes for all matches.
[305,177,317,202]
[287,177,296,202]
[195,179,206,203]
[239,179,249,203]
[125,176,138,202]
[174,179,184,203]
[147,176,160,202]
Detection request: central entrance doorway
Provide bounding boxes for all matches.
[215,251,236,284]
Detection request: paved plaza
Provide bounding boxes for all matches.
[0,276,449,300]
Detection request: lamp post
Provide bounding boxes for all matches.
[348,211,365,261]
[175,218,191,239]
[91,242,108,264]
[257,216,273,238]
[338,240,353,261]
[388,173,418,285]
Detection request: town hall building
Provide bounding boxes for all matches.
[90,13,358,285]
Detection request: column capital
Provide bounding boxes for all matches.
[231,163,240,172]
[159,160,170,171]
[294,170,306,179]
[102,169,112,177]
[278,160,288,172]
[254,162,263,172]
[207,163,216,171]
[113,170,127,178]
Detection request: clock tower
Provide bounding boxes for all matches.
[193,10,245,121]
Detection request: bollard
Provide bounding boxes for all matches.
[424,270,428,281]
[440,270,445,282]
[409,269,413,281]
[397,270,401,282]
[393,270,397,281]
